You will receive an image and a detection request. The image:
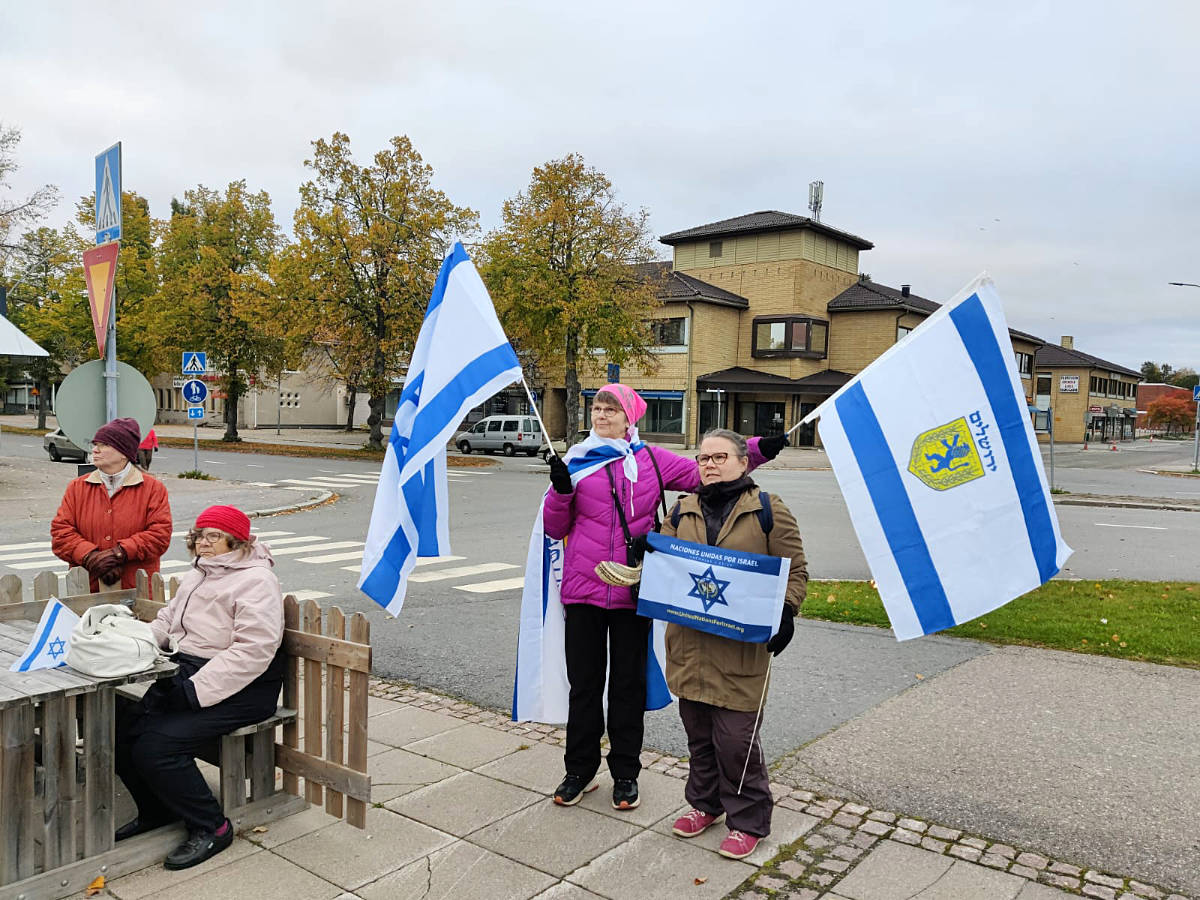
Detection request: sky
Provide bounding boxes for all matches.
[2,1,1198,373]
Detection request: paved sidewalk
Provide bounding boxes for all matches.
[83,681,1191,900]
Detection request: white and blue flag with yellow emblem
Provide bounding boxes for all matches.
[808,274,1071,640]
[358,243,522,616]
[10,598,80,672]
[637,533,790,643]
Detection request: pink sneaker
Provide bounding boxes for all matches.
[718,829,761,859]
[672,809,725,837]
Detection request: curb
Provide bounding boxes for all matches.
[1138,468,1200,479]
[245,489,334,518]
[1054,496,1200,512]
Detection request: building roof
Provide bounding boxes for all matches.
[828,280,1046,347]
[659,210,874,250]
[696,366,854,396]
[659,271,750,308]
[1033,343,1141,378]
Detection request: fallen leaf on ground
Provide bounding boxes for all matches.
[694,876,708,885]
[252,826,269,833]
[86,875,105,896]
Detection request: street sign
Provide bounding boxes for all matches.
[182,352,207,374]
[95,143,122,244]
[54,360,156,451]
[82,242,120,357]
[187,406,204,420]
[182,379,208,404]
[607,363,620,383]
[1193,385,1199,402]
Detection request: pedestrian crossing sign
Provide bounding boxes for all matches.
[182,352,207,374]
[95,143,122,244]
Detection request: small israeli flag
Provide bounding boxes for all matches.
[10,598,80,672]
[810,274,1072,640]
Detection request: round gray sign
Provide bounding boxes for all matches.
[55,360,157,450]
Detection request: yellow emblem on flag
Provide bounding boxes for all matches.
[907,417,985,491]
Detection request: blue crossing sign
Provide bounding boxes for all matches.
[182,379,208,404]
[1193,385,1200,403]
[95,143,122,244]
[187,406,204,420]
[182,352,207,374]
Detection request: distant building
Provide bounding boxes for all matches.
[1032,338,1141,443]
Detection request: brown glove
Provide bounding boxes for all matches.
[98,545,127,584]
[82,549,111,576]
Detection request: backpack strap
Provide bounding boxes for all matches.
[757,490,773,535]
[669,499,684,529]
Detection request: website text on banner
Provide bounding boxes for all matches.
[803,274,1071,641]
[358,242,522,617]
[636,532,789,643]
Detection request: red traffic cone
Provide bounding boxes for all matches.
[1110,442,1118,451]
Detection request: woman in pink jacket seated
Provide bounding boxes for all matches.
[114,505,284,871]
[543,384,785,811]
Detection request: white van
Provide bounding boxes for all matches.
[454,415,542,457]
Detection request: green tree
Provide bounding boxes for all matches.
[479,154,661,445]
[1140,361,1173,383]
[1168,367,1199,391]
[291,133,477,450]
[155,181,284,441]
[0,124,58,258]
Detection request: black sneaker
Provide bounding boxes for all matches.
[115,816,170,842]
[163,819,233,870]
[553,773,599,806]
[612,778,640,810]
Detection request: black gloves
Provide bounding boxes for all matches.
[758,433,789,460]
[548,455,573,494]
[628,534,655,564]
[766,606,796,656]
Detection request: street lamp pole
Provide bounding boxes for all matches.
[1168,282,1200,470]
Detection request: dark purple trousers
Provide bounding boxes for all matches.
[678,697,772,837]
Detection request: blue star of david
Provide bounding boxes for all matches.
[688,566,731,613]
[47,637,66,660]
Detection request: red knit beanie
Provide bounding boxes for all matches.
[194,505,252,542]
[92,417,141,464]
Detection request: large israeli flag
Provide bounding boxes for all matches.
[811,274,1071,640]
[10,598,80,672]
[358,243,522,616]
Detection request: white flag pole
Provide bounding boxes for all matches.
[736,656,772,795]
[519,376,558,458]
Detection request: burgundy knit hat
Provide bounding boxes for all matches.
[92,417,141,464]
[194,505,252,542]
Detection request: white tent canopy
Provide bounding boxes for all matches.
[0,315,49,357]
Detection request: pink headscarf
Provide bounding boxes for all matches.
[597,383,647,427]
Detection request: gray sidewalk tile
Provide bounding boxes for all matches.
[575,770,692,827]
[469,802,640,877]
[1017,882,1078,898]
[531,884,608,899]
[104,837,260,899]
[912,859,1026,899]
[367,694,407,717]
[384,770,542,837]
[136,851,343,900]
[356,839,554,900]
[567,829,755,900]
[244,805,342,849]
[368,706,469,748]
[273,807,454,891]
[476,740,568,793]
[367,739,392,757]
[835,841,954,899]
[368,747,462,802]
[404,721,533,769]
[649,803,819,866]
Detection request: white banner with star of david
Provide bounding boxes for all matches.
[637,533,790,643]
[10,597,80,672]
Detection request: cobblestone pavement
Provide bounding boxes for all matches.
[368,676,1192,900]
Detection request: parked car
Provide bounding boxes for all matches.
[43,428,87,462]
[454,415,542,457]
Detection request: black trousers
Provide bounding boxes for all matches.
[115,652,282,832]
[563,604,649,781]
[678,698,772,837]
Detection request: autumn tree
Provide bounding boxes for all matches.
[1145,394,1195,435]
[155,181,284,441]
[480,154,661,446]
[0,124,58,259]
[291,133,477,450]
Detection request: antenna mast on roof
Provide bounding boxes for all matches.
[808,180,824,222]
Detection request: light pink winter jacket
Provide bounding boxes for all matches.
[150,540,284,707]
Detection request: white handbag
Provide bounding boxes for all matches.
[67,603,175,678]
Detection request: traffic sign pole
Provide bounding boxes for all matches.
[1193,401,1199,473]
[194,417,199,472]
[104,286,117,420]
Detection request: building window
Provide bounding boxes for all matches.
[897,325,912,342]
[751,316,828,358]
[1015,352,1032,376]
[708,240,723,258]
[649,317,686,347]
[642,398,683,434]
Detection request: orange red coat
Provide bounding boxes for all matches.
[50,468,173,590]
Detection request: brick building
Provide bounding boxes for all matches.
[1031,339,1140,443]
[1135,383,1195,432]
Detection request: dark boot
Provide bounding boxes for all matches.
[164,818,233,870]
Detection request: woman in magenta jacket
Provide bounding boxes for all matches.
[543,383,785,811]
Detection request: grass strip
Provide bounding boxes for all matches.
[804,579,1200,669]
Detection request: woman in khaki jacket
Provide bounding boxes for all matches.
[658,428,807,860]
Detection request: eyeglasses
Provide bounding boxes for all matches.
[695,452,731,465]
[190,530,228,544]
[592,405,623,417]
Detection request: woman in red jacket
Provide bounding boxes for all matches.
[50,417,172,591]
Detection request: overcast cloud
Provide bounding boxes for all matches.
[3,1,1197,372]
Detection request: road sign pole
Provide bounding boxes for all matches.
[1193,404,1199,473]
[194,420,199,471]
[104,286,117,420]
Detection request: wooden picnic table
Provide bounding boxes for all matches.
[0,617,177,895]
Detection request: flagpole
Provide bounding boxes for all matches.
[519,376,558,458]
[736,656,772,795]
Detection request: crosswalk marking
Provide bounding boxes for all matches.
[333,473,381,482]
[280,478,360,488]
[408,562,519,583]
[0,549,57,562]
[0,542,51,552]
[290,590,333,602]
[253,531,296,538]
[258,535,327,547]
[298,550,365,564]
[455,577,527,594]
[159,560,192,570]
[269,540,363,557]
[9,559,67,571]
[247,481,277,487]
[415,556,465,566]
